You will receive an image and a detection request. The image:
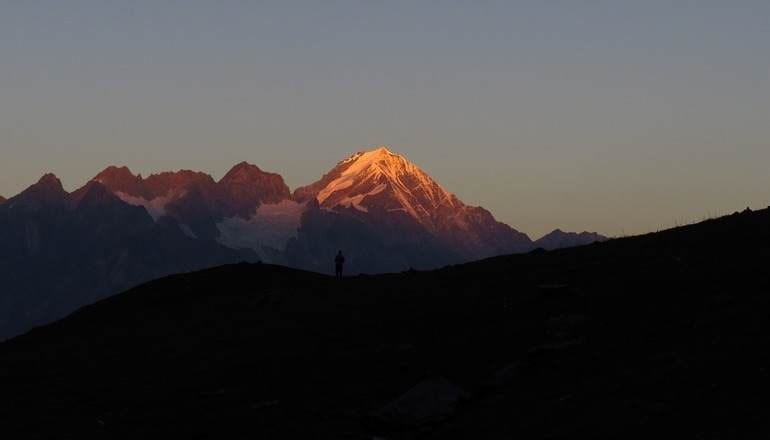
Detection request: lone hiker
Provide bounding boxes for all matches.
[335,250,345,280]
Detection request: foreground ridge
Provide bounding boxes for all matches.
[1,206,768,437]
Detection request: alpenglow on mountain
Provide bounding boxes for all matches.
[292,147,535,270]
[85,146,560,272]
[0,146,604,339]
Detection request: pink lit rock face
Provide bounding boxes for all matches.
[76,162,292,239]
[218,162,292,218]
[295,147,467,225]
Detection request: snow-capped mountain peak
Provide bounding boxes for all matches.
[298,146,458,223]
[292,146,534,262]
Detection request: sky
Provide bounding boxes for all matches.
[1,1,768,238]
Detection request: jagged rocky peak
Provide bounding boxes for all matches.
[221,161,265,181]
[93,165,217,200]
[336,146,420,174]
[80,162,293,222]
[143,170,216,197]
[3,173,70,210]
[220,162,287,188]
[218,161,292,218]
[92,166,145,197]
[23,173,67,198]
[94,165,136,181]
[36,173,65,189]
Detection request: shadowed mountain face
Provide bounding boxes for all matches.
[0,176,254,340]
[534,229,608,250]
[6,173,70,210]
[1,207,769,438]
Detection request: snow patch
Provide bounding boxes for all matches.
[178,224,197,239]
[340,151,365,165]
[115,190,181,221]
[337,183,387,213]
[317,178,354,204]
[216,200,307,257]
[314,147,457,225]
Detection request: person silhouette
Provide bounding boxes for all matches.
[335,250,345,280]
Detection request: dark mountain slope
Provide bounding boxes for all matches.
[1,207,770,438]
[534,228,607,250]
[0,178,256,340]
[4,173,69,210]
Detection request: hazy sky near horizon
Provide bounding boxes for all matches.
[1,1,768,237]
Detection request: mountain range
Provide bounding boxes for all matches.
[84,147,549,270]
[0,146,604,339]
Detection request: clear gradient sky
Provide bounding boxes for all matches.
[1,1,768,238]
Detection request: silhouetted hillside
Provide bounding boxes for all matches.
[534,228,607,250]
[1,206,769,438]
